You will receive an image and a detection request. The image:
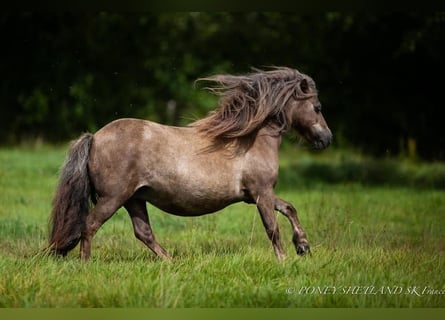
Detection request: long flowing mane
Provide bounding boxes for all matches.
[192,67,316,146]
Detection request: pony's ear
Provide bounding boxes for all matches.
[300,78,309,94]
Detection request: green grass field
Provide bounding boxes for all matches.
[0,145,444,307]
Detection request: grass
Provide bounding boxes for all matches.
[0,145,444,307]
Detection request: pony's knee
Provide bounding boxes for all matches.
[276,202,297,217]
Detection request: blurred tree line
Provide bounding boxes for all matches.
[1,12,444,160]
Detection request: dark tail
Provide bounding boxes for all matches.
[48,133,94,256]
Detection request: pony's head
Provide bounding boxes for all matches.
[286,74,332,150]
[194,67,332,150]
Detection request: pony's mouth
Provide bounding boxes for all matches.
[295,123,332,150]
[312,137,331,150]
[309,129,332,150]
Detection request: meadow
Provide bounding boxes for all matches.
[0,144,444,307]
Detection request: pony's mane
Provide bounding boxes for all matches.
[192,67,316,147]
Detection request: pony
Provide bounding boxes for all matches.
[49,67,332,261]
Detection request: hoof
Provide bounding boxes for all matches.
[297,244,311,256]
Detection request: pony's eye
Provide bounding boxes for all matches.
[314,105,322,113]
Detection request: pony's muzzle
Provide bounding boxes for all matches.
[310,124,332,150]
[313,133,332,150]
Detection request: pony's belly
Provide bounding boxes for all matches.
[133,185,242,216]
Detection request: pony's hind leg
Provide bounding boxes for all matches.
[124,198,171,260]
[274,197,311,256]
[80,197,123,261]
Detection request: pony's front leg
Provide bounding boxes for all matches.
[256,193,287,261]
[274,197,311,256]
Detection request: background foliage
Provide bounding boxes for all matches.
[1,12,444,160]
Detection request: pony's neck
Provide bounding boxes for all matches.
[197,121,284,157]
[256,122,284,150]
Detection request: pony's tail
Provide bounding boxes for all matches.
[48,133,94,256]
